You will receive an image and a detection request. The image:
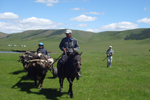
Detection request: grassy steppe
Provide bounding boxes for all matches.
[0,38,150,100]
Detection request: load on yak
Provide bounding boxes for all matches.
[18,51,56,89]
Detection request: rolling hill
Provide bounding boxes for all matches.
[1,29,94,42]
[93,28,150,41]
[2,28,150,41]
[0,28,150,52]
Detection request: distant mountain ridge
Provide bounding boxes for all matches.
[0,28,150,42]
[93,28,150,41]
[1,29,94,44]
[124,29,150,40]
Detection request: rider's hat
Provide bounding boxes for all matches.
[38,43,44,46]
[66,30,72,34]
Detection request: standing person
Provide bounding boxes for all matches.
[106,46,114,68]
[58,29,81,77]
[37,43,51,58]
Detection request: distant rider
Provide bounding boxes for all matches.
[58,29,81,77]
[106,46,114,68]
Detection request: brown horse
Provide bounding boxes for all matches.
[18,51,52,89]
[57,51,82,98]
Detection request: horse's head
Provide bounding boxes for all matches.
[73,52,83,73]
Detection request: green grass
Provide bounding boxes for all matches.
[0,38,150,100]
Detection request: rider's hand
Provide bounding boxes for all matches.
[63,48,68,51]
[107,54,109,56]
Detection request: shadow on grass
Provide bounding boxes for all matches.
[11,70,67,100]
[12,75,34,91]
[31,88,68,100]
[47,77,57,79]
[10,69,27,75]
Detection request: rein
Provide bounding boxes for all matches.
[49,52,64,67]
[73,61,81,66]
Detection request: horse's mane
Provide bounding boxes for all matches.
[65,51,79,65]
[73,51,79,56]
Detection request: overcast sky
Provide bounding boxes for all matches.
[0,0,150,34]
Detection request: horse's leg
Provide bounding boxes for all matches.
[32,67,37,86]
[39,74,46,89]
[67,77,75,98]
[59,78,64,92]
[33,74,37,86]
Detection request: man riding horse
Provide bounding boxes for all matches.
[57,29,81,78]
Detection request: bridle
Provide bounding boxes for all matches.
[73,61,81,66]
[73,55,81,71]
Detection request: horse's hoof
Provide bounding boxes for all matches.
[68,91,71,95]
[60,89,62,93]
[70,94,74,98]
[39,87,43,90]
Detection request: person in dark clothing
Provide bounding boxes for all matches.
[58,29,81,77]
[37,43,51,58]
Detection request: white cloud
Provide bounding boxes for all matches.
[71,8,80,10]
[71,7,85,11]
[20,17,53,25]
[87,21,138,32]
[0,15,63,33]
[144,7,147,11]
[35,0,59,6]
[83,11,105,15]
[59,27,65,29]
[0,12,19,20]
[77,24,88,27]
[0,22,22,33]
[137,17,150,24]
[70,15,97,22]
[20,17,63,30]
[86,29,93,32]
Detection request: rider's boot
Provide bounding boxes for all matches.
[77,72,82,77]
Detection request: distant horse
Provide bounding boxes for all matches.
[57,51,82,98]
[18,51,52,89]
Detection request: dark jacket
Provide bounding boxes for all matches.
[37,47,50,57]
[59,37,80,53]
[106,49,114,57]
